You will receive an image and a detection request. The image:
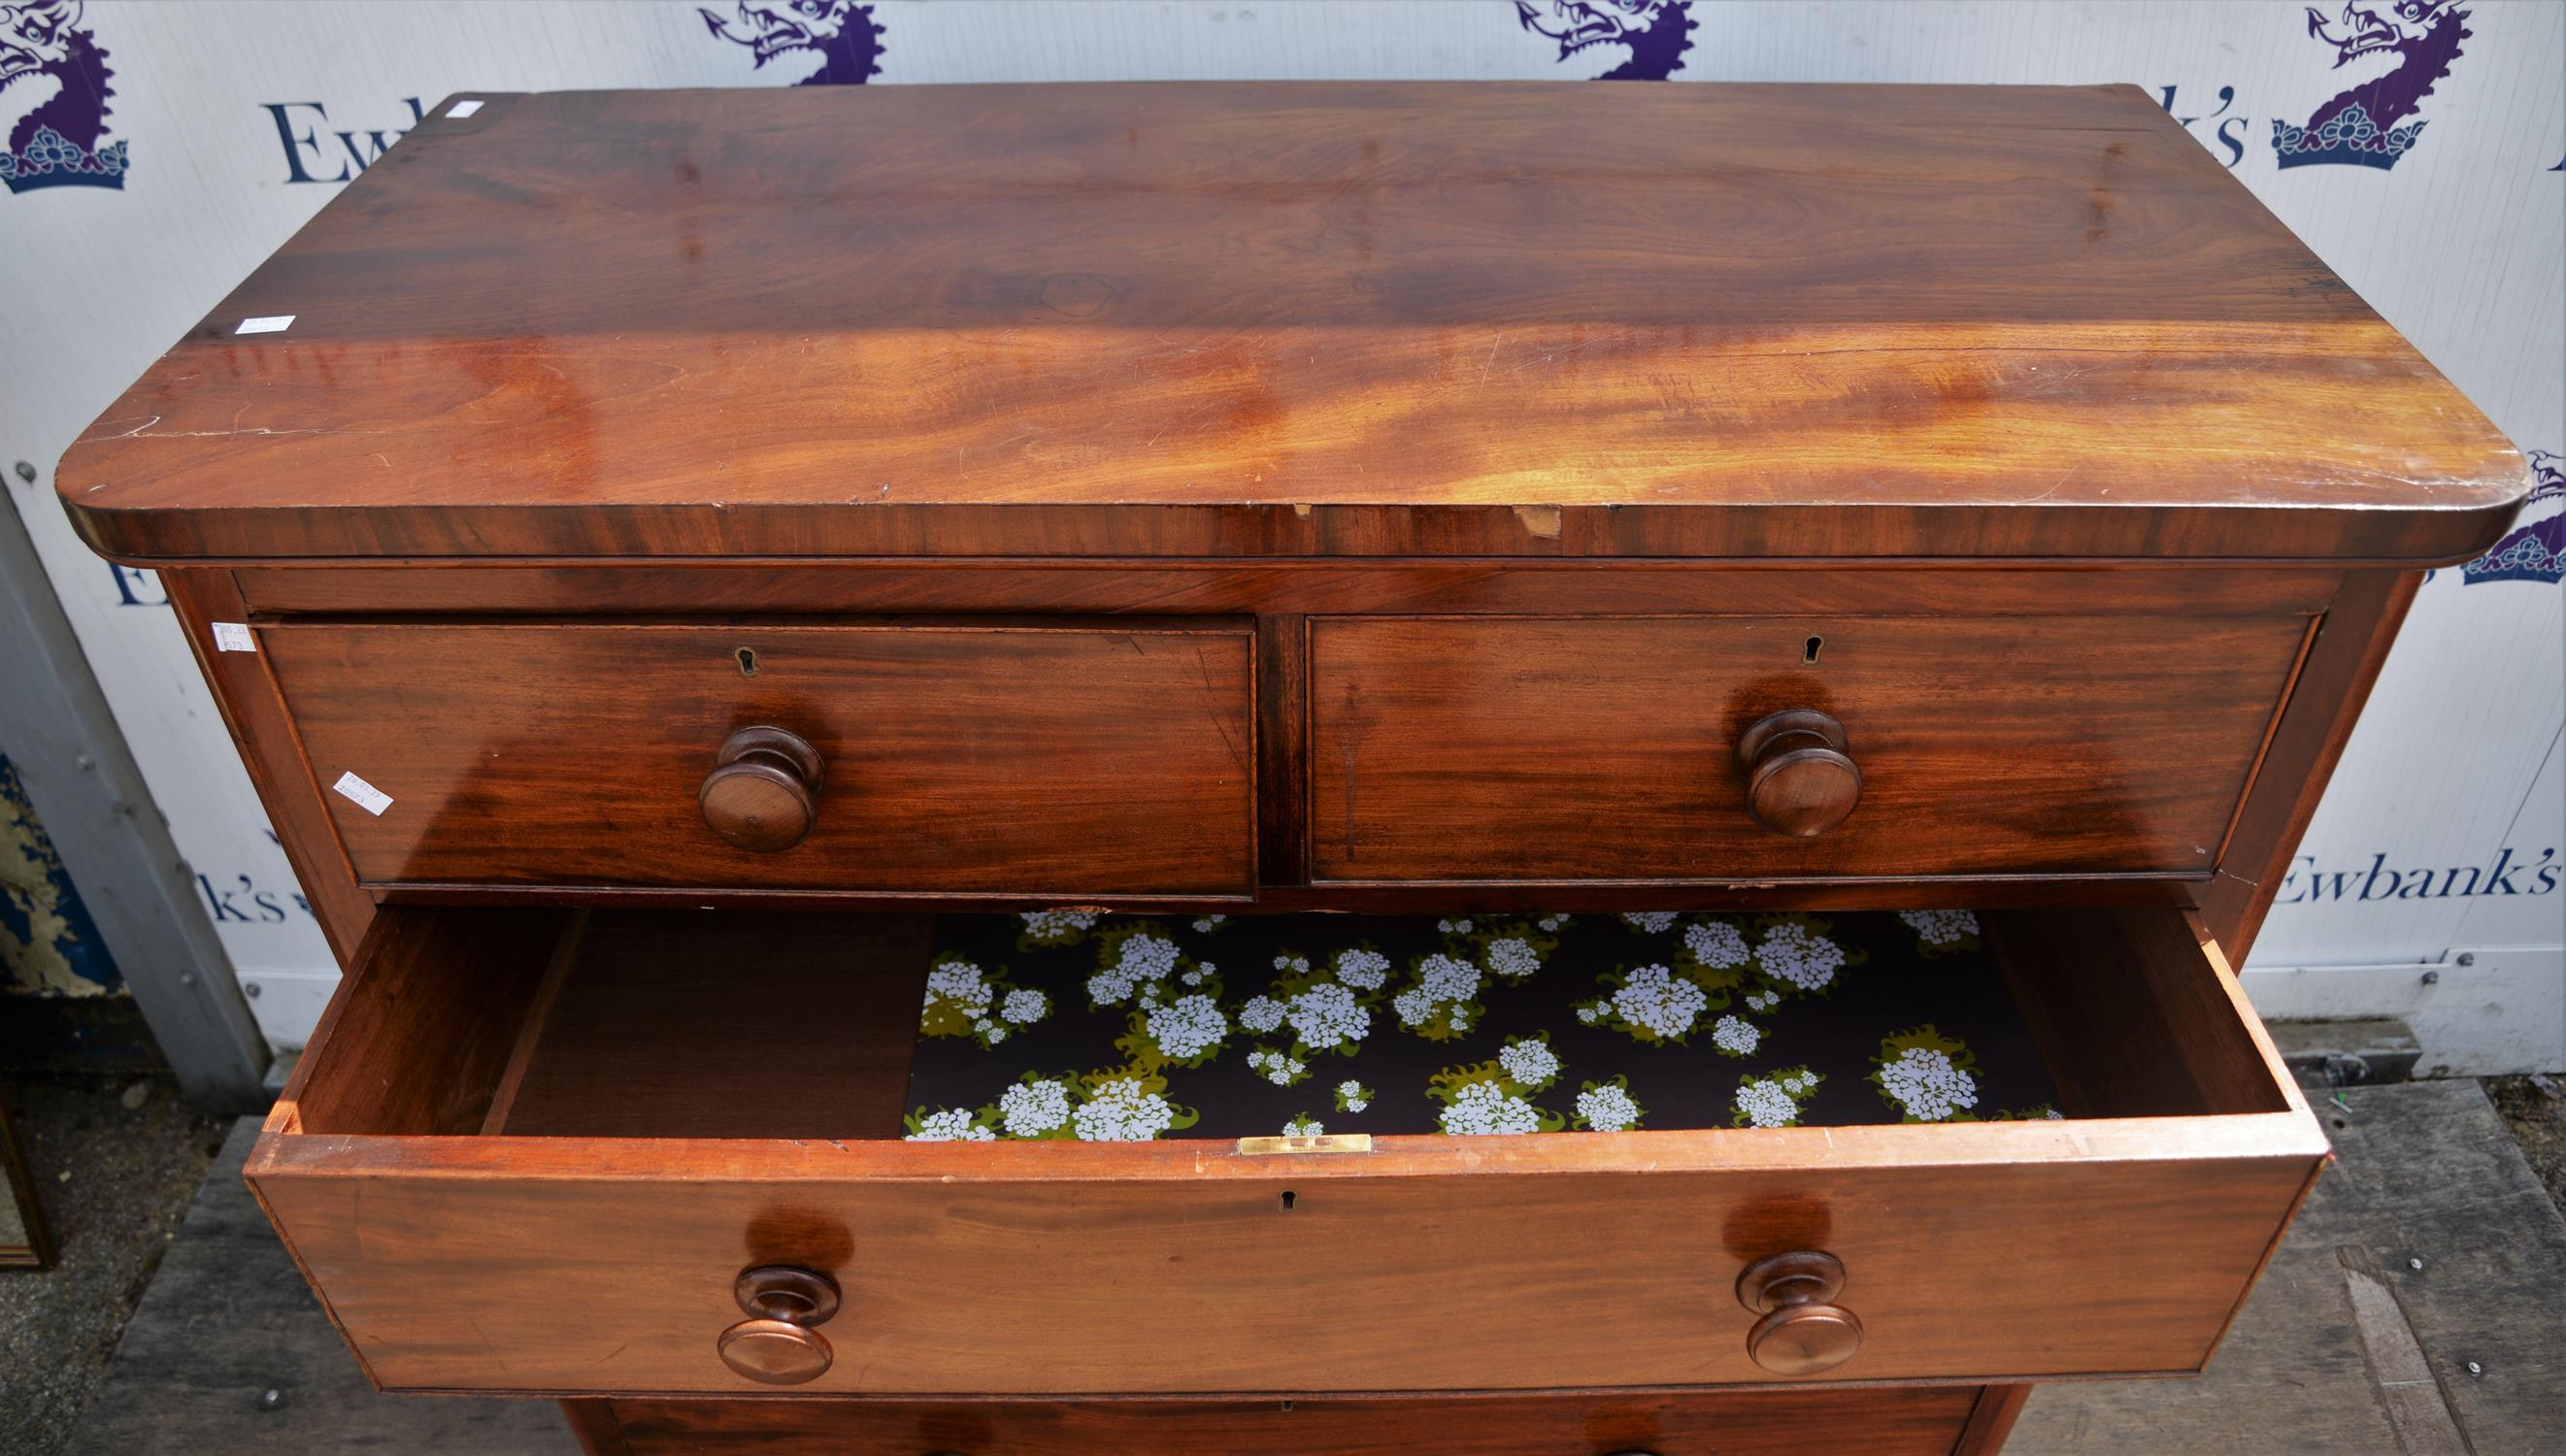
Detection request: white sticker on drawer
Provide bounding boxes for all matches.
[446,99,483,118]
[331,772,393,816]
[210,622,255,652]
[234,314,295,335]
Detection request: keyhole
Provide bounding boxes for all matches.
[1802,635,1824,665]
[1280,1190,1297,1211]
[735,646,758,676]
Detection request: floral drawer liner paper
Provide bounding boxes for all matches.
[903,910,2062,1142]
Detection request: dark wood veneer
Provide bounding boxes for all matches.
[256,618,1258,898]
[1307,612,2312,882]
[231,561,2349,619]
[58,83,2524,564]
[492,911,925,1141]
[571,1385,2001,1455]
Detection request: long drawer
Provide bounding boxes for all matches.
[258,619,1257,898]
[1307,613,2312,883]
[248,903,2323,1397]
[573,1386,2011,1455]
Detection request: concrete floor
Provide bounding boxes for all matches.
[10,1076,2565,1454]
[2014,1077,2566,1452]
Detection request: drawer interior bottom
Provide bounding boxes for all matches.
[415,907,2279,1143]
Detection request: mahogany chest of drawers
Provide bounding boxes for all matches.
[60,82,2526,1455]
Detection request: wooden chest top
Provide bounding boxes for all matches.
[59,82,2523,562]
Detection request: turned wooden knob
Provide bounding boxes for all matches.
[699,726,824,853]
[1736,710,1861,838]
[1737,1249,1862,1375]
[719,1265,840,1385]
[717,1318,832,1385]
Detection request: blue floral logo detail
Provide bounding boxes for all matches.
[2271,100,2427,169]
[2461,450,2564,587]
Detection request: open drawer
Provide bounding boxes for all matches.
[250,905,2326,1397]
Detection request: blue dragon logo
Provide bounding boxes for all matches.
[0,0,125,193]
[1515,0,1696,81]
[2461,450,2564,587]
[700,0,883,85]
[2273,1,2472,169]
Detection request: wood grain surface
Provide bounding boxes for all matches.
[256,620,1257,897]
[230,561,2348,620]
[282,907,571,1139]
[493,911,928,1140]
[1308,613,2313,881]
[159,569,380,962]
[1993,910,2298,1121]
[250,905,2324,1397]
[2196,570,2423,961]
[573,1385,1994,1455]
[58,83,2524,564]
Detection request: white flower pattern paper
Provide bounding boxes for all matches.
[905,910,2055,1141]
[1573,1077,1645,1132]
[1898,909,1983,957]
[1073,1076,1183,1142]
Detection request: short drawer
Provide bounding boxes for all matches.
[1307,614,2312,883]
[250,903,2322,1397]
[259,619,1255,898]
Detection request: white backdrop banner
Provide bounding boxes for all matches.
[2,1,2558,1049]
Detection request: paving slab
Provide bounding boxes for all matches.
[2017,1078,2566,1454]
[62,1120,573,1456]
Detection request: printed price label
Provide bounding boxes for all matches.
[235,315,295,335]
[446,99,484,118]
[210,622,255,652]
[331,772,393,816]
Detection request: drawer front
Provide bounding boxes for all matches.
[262,1138,2310,1395]
[580,1387,1998,1456]
[262,620,1255,896]
[251,905,2323,1398]
[1308,614,2310,882]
